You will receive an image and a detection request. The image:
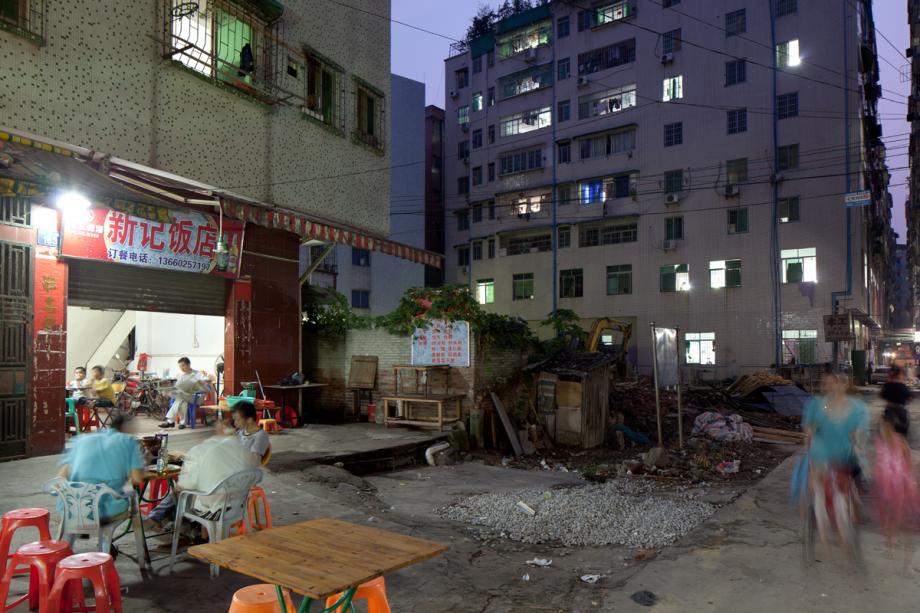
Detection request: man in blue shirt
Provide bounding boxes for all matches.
[58,410,145,519]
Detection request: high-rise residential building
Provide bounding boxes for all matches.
[893,243,913,330]
[443,0,894,377]
[426,106,447,287]
[909,0,920,331]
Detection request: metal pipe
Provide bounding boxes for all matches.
[770,0,782,368]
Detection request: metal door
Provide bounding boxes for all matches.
[0,240,31,459]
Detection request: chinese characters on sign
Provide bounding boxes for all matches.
[61,207,244,277]
[411,320,471,367]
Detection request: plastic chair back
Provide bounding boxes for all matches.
[43,478,127,537]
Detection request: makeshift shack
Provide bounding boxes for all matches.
[539,352,616,448]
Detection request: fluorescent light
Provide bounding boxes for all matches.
[56,191,91,211]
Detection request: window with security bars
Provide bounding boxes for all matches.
[497,20,551,58]
[686,332,715,364]
[558,141,571,164]
[472,241,483,260]
[577,39,636,75]
[577,128,636,160]
[607,264,632,295]
[300,47,345,133]
[783,329,817,364]
[665,216,683,241]
[579,223,637,247]
[777,93,798,119]
[727,207,748,233]
[664,122,682,147]
[727,108,747,134]
[725,9,746,36]
[710,259,741,288]
[0,0,43,43]
[778,144,799,170]
[779,197,800,222]
[776,0,797,16]
[663,29,681,54]
[664,170,683,194]
[559,269,583,298]
[557,226,571,248]
[578,84,637,119]
[499,148,543,176]
[500,106,552,138]
[776,40,801,67]
[0,197,31,227]
[660,264,690,292]
[354,79,386,152]
[725,59,746,86]
[498,64,553,99]
[663,0,680,6]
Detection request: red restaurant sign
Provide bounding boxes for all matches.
[62,207,245,277]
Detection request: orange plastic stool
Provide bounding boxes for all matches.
[46,552,122,613]
[0,508,52,574]
[0,540,73,613]
[325,577,390,613]
[231,486,272,537]
[228,584,295,612]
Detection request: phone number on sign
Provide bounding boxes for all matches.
[156,256,211,272]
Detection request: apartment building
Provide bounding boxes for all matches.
[444,0,893,378]
[909,0,920,330]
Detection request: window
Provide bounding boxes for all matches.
[488,239,495,258]
[488,163,495,182]
[472,241,483,260]
[558,141,571,164]
[779,197,800,222]
[664,122,683,147]
[354,80,385,151]
[663,0,680,7]
[506,233,551,255]
[776,40,801,67]
[499,106,552,137]
[458,140,470,160]
[663,76,683,101]
[0,0,42,40]
[455,67,469,89]
[777,0,797,17]
[558,99,571,122]
[352,248,370,267]
[577,84,637,119]
[513,273,535,300]
[559,269,583,298]
[660,264,690,292]
[727,208,748,233]
[457,210,469,230]
[487,87,495,108]
[457,105,470,125]
[351,290,370,309]
[487,124,496,144]
[472,166,483,186]
[578,39,637,75]
[499,63,554,99]
[580,179,605,205]
[558,226,571,249]
[577,127,636,160]
[499,148,543,176]
[710,259,741,288]
[558,183,574,207]
[488,50,495,67]
[664,169,683,194]
[778,144,799,170]
[476,279,494,304]
[595,1,637,26]
[488,201,496,219]
[302,49,345,131]
[580,222,638,246]
[725,59,746,85]
[665,216,684,241]
[472,91,484,112]
[458,246,470,266]
[781,248,816,283]
[727,158,748,184]
[777,92,798,119]
[472,204,483,223]
[685,332,716,365]
[514,195,544,216]
[607,264,632,295]
[472,129,483,149]
[727,108,747,134]
[497,20,551,58]
[558,58,571,80]
[457,177,469,195]
[725,9,746,36]
[663,29,682,54]
[472,56,482,74]
[558,16,570,38]
[782,329,817,365]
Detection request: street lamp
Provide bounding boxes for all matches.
[55,191,91,211]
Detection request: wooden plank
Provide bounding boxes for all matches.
[188,518,447,599]
[347,355,378,389]
[491,392,523,457]
[556,381,582,409]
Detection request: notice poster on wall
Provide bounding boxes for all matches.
[61,206,244,277]
[411,320,471,367]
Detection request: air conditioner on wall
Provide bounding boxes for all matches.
[450,90,459,99]
[577,76,589,87]
[660,53,674,64]
[723,184,740,197]
[661,239,677,251]
[665,192,680,205]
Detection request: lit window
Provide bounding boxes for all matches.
[516,195,543,215]
[499,106,552,137]
[497,20,551,58]
[595,1,636,25]
[513,273,534,300]
[777,39,801,67]
[660,264,690,292]
[781,247,817,283]
[476,279,494,304]
[472,92,483,112]
[710,259,741,289]
[779,197,800,223]
[577,127,636,159]
[782,329,817,364]
[580,180,605,204]
[727,207,748,233]
[685,332,715,364]
[578,84,637,118]
[457,105,470,125]
[663,75,683,101]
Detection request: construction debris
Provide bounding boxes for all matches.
[727,373,795,398]
[692,412,754,443]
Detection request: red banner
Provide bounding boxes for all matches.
[62,207,244,277]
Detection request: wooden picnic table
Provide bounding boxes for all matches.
[188,518,447,612]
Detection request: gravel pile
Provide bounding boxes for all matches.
[440,479,716,548]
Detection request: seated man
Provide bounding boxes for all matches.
[160,357,210,430]
[89,365,116,408]
[58,410,144,520]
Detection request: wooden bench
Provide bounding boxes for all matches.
[381,394,463,430]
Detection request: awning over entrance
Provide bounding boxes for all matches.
[0,128,443,269]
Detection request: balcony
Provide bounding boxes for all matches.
[0,0,43,44]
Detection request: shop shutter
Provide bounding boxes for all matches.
[67,259,227,316]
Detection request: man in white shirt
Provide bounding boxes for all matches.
[159,357,210,429]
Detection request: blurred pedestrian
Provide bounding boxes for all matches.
[881,366,911,437]
[873,403,919,568]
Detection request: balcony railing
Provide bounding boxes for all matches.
[0,0,44,44]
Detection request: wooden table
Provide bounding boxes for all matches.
[381,394,463,430]
[392,365,450,398]
[188,518,447,612]
[263,383,329,426]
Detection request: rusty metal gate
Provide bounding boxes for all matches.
[0,240,31,459]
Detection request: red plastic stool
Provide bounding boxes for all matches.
[227,584,295,612]
[0,540,73,613]
[0,508,52,574]
[139,477,174,517]
[46,552,122,613]
[325,577,390,613]
[231,486,272,537]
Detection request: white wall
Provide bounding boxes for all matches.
[66,307,124,374]
[133,312,224,377]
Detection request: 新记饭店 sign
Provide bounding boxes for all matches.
[61,206,245,277]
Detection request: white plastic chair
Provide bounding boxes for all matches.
[169,468,262,577]
[43,477,147,571]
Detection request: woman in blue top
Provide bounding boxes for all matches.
[802,372,869,550]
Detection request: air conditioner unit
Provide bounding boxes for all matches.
[662,239,678,251]
[461,123,470,133]
[723,184,740,197]
[577,76,589,87]
[665,192,680,205]
[450,90,459,99]
[498,248,508,257]
[660,53,674,64]
[524,48,538,62]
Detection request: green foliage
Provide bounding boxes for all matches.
[540,309,587,354]
[301,292,369,338]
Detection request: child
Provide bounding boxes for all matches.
[873,405,919,550]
